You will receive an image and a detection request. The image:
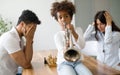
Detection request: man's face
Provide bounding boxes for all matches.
[22,23,37,36]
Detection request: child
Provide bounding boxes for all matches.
[50,0,93,75]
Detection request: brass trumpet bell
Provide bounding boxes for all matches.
[64,48,80,62]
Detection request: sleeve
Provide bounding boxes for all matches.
[3,35,21,54]
[104,26,120,53]
[105,26,120,44]
[54,32,65,52]
[84,24,96,41]
[75,27,85,49]
[104,26,112,44]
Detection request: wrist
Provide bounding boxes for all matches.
[107,22,112,26]
[26,40,33,44]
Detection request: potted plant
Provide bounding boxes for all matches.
[0,16,12,36]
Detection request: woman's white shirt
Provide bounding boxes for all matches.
[84,25,120,67]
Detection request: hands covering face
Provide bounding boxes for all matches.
[23,24,37,42]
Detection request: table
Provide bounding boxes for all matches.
[22,50,120,75]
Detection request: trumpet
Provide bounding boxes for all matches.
[64,23,81,62]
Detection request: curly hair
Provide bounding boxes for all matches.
[50,0,75,21]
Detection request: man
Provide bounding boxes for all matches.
[0,10,41,75]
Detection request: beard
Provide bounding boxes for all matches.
[23,27,27,36]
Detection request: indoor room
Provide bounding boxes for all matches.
[0,0,120,75]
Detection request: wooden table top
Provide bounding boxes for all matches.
[22,50,120,75]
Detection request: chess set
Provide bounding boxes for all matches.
[44,54,57,67]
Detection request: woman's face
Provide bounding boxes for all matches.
[96,19,106,32]
[56,11,72,28]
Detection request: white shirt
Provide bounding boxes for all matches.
[0,27,24,75]
[54,27,85,65]
[84,25,120,67]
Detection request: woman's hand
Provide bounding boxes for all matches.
[104,11,112,26]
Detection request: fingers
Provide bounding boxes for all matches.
[104,11,112,25]
[25,25,36,41]
[104,11,111,19]
[67,24,73,29]
[26,25,36,35]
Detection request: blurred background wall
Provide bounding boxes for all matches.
[0,0,119,52]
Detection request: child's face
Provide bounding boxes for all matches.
[56,10,72,28]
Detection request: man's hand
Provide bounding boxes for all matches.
[25,25,36,43]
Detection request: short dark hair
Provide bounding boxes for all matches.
[17,10,41,25]
[50,0,75,21]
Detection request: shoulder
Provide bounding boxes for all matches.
[75,27,84,35]
[54,31,65,42]
[54,31,64,37]
[113,31,120,36]
[76,27,83,32]
[0,31,13,41]
[2,28,20,45]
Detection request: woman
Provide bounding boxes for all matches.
[50,0,93,75]
[84,10,120,70]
